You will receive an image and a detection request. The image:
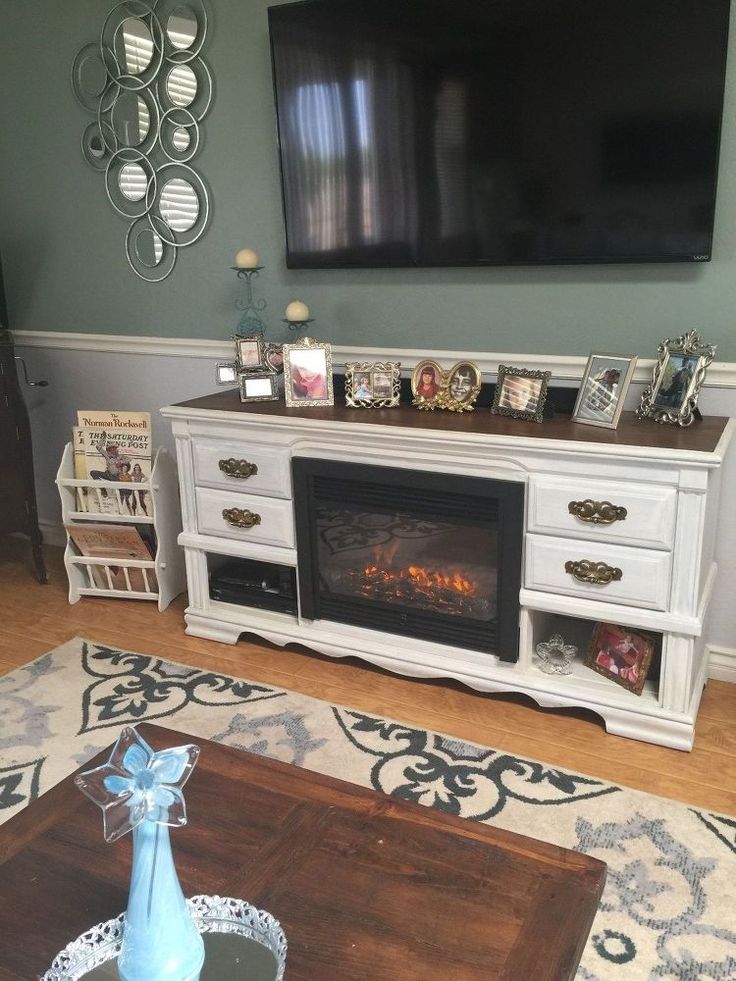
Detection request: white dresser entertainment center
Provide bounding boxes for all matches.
[162,391,733,751]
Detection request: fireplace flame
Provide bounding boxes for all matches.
[406,565,477,596]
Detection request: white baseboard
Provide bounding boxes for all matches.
[707,645,736,684]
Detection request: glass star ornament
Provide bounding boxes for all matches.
[75,725,200,842]
[76,727,205,981]
[535,634,578,675]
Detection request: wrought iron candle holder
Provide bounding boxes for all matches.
[282,318,314,333]
[233,265,267,337]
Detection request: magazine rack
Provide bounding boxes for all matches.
[56,443,186,611]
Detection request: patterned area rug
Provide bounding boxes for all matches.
[2,637,735,979]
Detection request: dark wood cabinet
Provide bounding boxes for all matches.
[0,265,47,582]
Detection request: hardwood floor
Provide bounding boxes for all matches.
[2,537,735,815]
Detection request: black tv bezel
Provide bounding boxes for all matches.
[268,0,730,269]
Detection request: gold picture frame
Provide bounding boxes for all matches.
[345,362,401,408]
[411,359,443,410]
[444,361,482,412]
[491,365,551,423]
[583,622,656,696]
[283,337,334,407]
[572,352,638,429]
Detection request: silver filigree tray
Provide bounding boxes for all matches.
[42,895,287,981]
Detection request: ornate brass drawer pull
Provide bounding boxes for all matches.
[568,499,627,525]
[564,559,622,585]
[222,507,262,530]
[218,458,258,480]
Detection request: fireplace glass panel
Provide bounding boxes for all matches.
[294,461,523,660]
[317,506,497,621]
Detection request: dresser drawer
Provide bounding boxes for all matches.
[196,487,295,547]
[527,476,676,549]
[193,439,291,498]
[524,534,671,611]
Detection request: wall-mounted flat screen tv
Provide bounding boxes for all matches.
[269,0,730,268]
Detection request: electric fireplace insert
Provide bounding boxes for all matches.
[293,460,523,660]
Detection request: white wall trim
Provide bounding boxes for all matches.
[13,329,736,387]
[707,644,736,684]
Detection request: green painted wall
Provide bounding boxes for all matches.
[2,0,736,358]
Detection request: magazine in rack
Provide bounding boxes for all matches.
[65,523,158,592]
[73,410,152,515]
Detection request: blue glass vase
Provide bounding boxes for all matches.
[76,727,206,981]
[119,819,204,981]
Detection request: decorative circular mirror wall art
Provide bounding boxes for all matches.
[71,0,211,282]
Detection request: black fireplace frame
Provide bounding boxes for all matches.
[293,458,524,662]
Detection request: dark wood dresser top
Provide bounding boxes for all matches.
[172,388,730,455]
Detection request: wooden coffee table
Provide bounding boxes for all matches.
[0,724,605,979]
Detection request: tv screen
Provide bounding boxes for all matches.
[269,0,730,268]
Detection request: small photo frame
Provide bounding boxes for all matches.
[491,365,550,423]
[636,330,716,427]
[345,362,401,408]
[445,361,482,412]
[584,622,656,695]
[215,361,238,386]
[411,359,443,410]
[283,337,334,407]
[263,342,284,374]
[572,352,638,429]
[238,371,279,403]
[236,335,265,370]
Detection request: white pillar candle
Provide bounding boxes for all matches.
[234,248,260,269]
[285,300,310,321]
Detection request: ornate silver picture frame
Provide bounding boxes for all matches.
[345,362,401,408]
[572,352,637,430]
[238,371,279,403]
[491,365,551,423]
[236,335,265,370]
[636,330,716,427]
[215,362,238,386]
[283,337,334,407]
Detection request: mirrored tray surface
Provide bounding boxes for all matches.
[42,896,287,981]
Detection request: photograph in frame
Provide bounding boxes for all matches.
[491,365,551,423]
[345,362,401,408]
[283,338,334,407]
[238,371,278,403]
[636,330,716,427]
[444,361,482,412]
[236,335,265,370]
[411,359,443,409]
[583,622,656,696]
[572,353,637,429]
[215,362,238,386]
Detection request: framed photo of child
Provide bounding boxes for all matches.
[283,338,334,407]
[584,622,656,695]
[345,362,401,408]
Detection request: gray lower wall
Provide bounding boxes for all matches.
[16,339,736,652]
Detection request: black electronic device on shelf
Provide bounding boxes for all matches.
[209,560,298,614]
